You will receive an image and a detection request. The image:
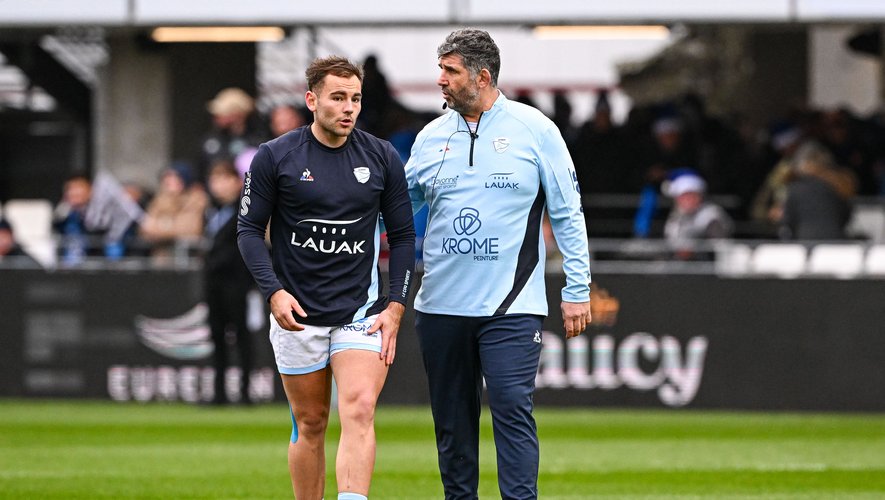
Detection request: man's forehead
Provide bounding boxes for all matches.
[319,74,362,94]
[438,53,465,68]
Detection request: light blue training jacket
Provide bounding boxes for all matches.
[406,91,591,317]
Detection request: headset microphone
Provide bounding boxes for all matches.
[442,102,447,110]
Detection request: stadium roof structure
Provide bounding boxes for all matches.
[2,0,885,28]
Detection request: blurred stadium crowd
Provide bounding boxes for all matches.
[1,53,884,272]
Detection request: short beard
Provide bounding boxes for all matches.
[447,84,480,115]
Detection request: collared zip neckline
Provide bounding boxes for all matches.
[462,112,483,167]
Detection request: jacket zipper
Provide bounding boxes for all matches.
[462,112,483,167]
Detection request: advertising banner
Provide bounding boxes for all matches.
[0,269,278,404]
[2,269,883,410]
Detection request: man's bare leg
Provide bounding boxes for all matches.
[329,350,388,496]
[281,367,333,499]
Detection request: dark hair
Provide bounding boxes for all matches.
[305,56,364,93]
[64,173,92,184]
[208,159,239,178]
[437,28,500,86]
[165,160,195,187]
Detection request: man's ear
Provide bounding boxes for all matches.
[477,68,492,88]
[305,90,317,112]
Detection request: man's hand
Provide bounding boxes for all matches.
[561,300,592,339]
[367,302,405,366]
[269,289,307,331]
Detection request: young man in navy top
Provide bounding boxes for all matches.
[238,56,415,500]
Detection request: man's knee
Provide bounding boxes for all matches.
[295,409,329,440]
[339,391,377,426]
[487,382,532,409]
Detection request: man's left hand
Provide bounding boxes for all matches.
[561,300,592,339]
[367,302,406,366]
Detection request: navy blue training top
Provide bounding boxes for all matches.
[237,125,415,327]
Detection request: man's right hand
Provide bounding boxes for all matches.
[269,289,308,331]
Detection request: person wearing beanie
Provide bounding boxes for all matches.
[139,162,208,263]
[663,169,734,260]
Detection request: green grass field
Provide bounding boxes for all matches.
[1,401,883,499]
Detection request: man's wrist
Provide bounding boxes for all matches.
[386,301,406,315]
[387,301,406,310]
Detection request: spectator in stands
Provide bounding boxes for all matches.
[200,87,267,180]
[820,108,877,195]
[779,141,857,240]
[234,147,259,180]
[385,102,423,163]
[572,90,637,195]
[631,110,698,238]
[750,121,805,224]
[551,89,578,145]
[244,104,309,183]
[648,111,697,183]
[139,163,208,263]
[663,169,733,260]
[119,180,152,257]
[358,54,394,137]
[0,218,39,266]
[678,93,747,198]
[53,174,103,264]
[203,160,255,405]
[514,88,538,109]
[269,103,308,138]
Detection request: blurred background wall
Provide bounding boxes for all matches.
[2,0,885,196]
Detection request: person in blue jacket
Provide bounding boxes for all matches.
[405,29,593,500]
[238,56,415,500]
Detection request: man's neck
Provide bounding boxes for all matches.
[461,88,499,122]
[310,122,346,148]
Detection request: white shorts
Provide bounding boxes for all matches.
[269,314,381,375]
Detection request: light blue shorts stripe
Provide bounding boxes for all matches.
[279,359,328,375]
[331,342,382,356]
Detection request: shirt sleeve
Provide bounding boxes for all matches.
[237,144,284,302]
[381,144,417,305]
[537,125,592,302]
[405,132,428,215]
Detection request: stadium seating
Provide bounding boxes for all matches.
[807,244,865,279]
[714,242,752,275]
[846,204,885,242]
[865,245,885,276]
[2,199,55,267]
[749,243,807,278]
